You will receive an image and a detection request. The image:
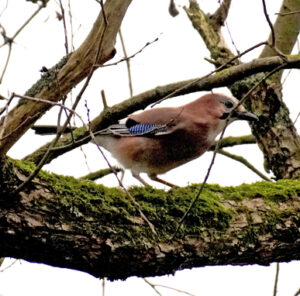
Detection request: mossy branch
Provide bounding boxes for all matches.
[210,134,256,150]
[24,55,300,165]
[184,0,235,64]
[184,0,300,180]
[260,0,300,59]
[1,158,300,280]
[216,148,271,181]
[0,0,132,157]
[79,166,123,181]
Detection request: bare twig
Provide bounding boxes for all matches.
[144,277,196,296]
[99,0,107,25]
[0,42,12,83]
[0,259,19,272]
[67,0,75,51]
[143,278,163,296]
[261,0,288,60]
[217,149,271,181]
[100,36,159,68]
[0,94,13,140]
[0,3,46,82]
[4,4,44,46]
[7,0,110,196]
[0,0,8,18]
[58,0,69,54]
[0,93,14,116]
[225,21,240,56]
[6,93,89,196]
[26,52,299,166]
[102,278,106,296]
[273,263,280,296]
[234,63,287,109]
[294,112,300,124]
[10,94,86,125]
[170,122,229,240]
[79,167,123,181]
[276,10,300,16]
[152,41,267,107]
[262,0,275,47]
[119,28,133,97]
[101,90,109,109]
[171,62,286,239]
[85,99,157,235]
[0,94,7,101]
[210,0,232,29]
[294,288,300,296]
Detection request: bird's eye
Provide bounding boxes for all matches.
[224,100,234,109]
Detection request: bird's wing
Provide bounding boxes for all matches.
[95,107,184,137]
[128,107,183,125]
[94,123,169,137]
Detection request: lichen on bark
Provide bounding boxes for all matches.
[1,158,300,279]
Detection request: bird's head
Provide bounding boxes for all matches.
[215,94,258,122]
[187,93,258,123]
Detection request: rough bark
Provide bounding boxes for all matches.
[0,0,132,157]
[184,0,300,179]
[1,158,300,279]
[251,0,300,179]
[1,0,300,282]
[24,54,300,165]
[260,0,300,59]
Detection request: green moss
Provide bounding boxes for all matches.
[214,67,233,77]
[9,158,300,243]
[219,180,300,202]
[230,73,266,98]
[130,185,234,236]
[11,158,36,172]
[19,54,71,105]
[72,126,88,138]
[287,53,300,60]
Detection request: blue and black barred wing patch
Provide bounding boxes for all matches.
[129,123,168,135]
[95,123,168,137]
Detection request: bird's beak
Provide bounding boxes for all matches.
[234,110,258,122]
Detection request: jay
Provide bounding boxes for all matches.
[94,93,258,187]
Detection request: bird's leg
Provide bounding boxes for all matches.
[132,172,150,186]
[149,174,177,188]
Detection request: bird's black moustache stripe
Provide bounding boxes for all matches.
[219,112,230,120]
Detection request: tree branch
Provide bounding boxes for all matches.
[210,134,256,150]
[184,0,236,65]
[79,166,123,181]
[260,0,300,59]
[1,158,300,279]
[216,148,271,181]
[0,0,132,157]
[24,54,300,165]
[209,0,232,30]
[184,0,300,180]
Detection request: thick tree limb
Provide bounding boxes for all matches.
[184,0,300,180]
[260,0,300,59]
[209,0,231,30]
[0,0,132,157]
[184,0,236,65]
[1,158,300,279]
[24,54,300,165]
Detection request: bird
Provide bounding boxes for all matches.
[93,93,258,187]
